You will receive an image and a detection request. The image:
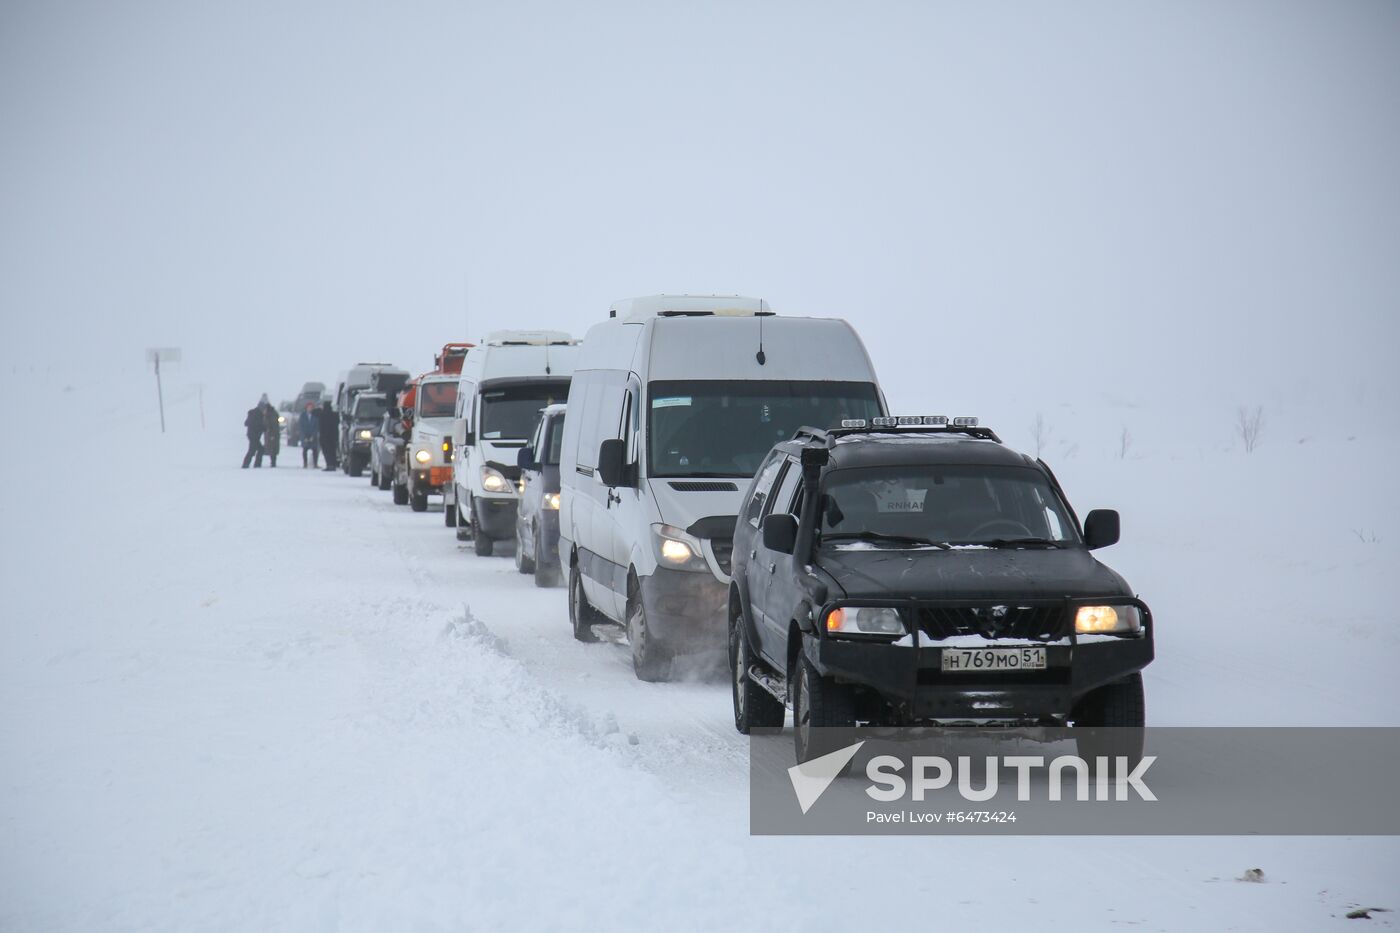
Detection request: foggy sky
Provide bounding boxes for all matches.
[2,0,1397,425]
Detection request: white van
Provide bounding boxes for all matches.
[557,295,886,681]
[450,331,580,555]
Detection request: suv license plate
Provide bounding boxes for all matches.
[941,647,1047,672]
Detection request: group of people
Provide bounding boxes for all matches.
[242,396,341,471]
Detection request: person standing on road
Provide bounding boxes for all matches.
[242,401,265,468]
[298,402,320,468]
[318,400,340,471]
[261,396,281,468]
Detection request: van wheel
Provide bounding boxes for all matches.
[410,477,428,512]
[370,465,378,486]
[471,503,494,556]
[444,498,457,526]
[1072,673,1146,774]
[392,481,408,506]
[732,608,784,734]
[568,562,601,642]
[793,654,856,763]
[455,500,471,541]
[379,467,392,491]
[627,578,672,682]
[534,531,560,588]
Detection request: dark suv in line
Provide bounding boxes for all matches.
[728,417,1153,762]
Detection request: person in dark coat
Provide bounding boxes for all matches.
[298,402,320,468]
[242,402,265,468]
[261,399,281,467]
[318,400,340,471]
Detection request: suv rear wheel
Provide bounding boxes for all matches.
[731,608,784,734]
[444,497,457,526]
[793,653,856,763]
[392,480,408,506]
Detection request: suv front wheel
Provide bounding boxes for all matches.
[793,653,856,763]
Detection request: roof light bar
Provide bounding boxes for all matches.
[871,417,897,427]
[840,419,868,428]
[952,416,979,427]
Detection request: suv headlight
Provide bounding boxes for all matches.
[825,606,906,637]
[481,465,511,493]
[358,429,373,441]
[651,523,707,573]
[545,492,560,510]
[1074,604,1143,635]
[414,448,432,464]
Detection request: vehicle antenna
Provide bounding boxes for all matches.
[756,312,766,366]
[545,340,552,375]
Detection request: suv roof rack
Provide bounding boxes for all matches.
[792,420,1003,446]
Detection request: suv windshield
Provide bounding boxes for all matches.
[648,380,883,478]
[352,397,388,421]
[418,382,458,419]
[818,464,1080,548]
[481,383,568,441]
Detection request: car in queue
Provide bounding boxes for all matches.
[342,392,388,477]
[450,332,578,553]
[559,295,886,682]
[513,403,567,587]
[395,373,459,513]
[727,417,1153,763]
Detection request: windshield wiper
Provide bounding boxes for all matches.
[982,537,1065,549]
[822,531,950,550]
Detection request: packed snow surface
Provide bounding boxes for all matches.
[2,374,1397,930]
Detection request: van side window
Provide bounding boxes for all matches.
[575,373,599,470]
[744,454,786,528]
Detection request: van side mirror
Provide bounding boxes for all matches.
[462,430,475,447]
[597,439,628,487]
[762,513,798,555]
[517,446,537,470]
[1083,509,1120,549]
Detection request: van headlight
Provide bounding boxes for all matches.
[481,466,511,493]
[651,523,706,573]
[414,448,432,464]
[545,492,560,510]
[1074,604,1142,635]
[358,429,372,441]
[825,606,905,637]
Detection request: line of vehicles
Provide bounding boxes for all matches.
[287,295,1155,761]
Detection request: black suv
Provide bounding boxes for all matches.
[728,417,1153,761]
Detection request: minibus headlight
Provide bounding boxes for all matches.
[651,524,707,573]
[481,466,511,493]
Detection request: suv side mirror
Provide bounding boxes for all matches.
[1083,509,1120,550]
[762,513,798,555]
[517,446,537,470]
[597,438,628,487]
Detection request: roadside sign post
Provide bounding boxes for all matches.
[146,348,181,433]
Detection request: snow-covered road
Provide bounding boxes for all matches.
[3,380,1397,931]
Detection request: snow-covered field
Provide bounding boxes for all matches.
[2,373,1397,931]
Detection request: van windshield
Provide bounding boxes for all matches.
[647,380,883,478]
[481,382,569,441]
